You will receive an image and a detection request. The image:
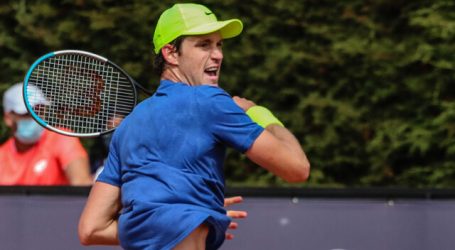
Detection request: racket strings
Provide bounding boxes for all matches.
[27,54,136,135]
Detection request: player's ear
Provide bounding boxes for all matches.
[161,44,179,65]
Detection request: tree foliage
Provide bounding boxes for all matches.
[1,0,454,188]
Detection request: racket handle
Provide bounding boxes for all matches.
[133,81,153,96]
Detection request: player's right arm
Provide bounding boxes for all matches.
[246,124,310,182]
[78,181,121,245]
[233,96,310,183]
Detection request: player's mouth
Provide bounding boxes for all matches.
[204,66,219,78]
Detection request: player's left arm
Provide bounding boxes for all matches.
[78,181,121,245]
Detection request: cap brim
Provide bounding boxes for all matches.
[183,19,243,39]
[10,106,28,115]
[27,89,51,113]
[13,99,50,115]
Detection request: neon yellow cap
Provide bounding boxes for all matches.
[153,3,243,54]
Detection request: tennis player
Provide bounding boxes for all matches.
[79,3,310,250]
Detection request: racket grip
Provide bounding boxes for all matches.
[246,106,284,128]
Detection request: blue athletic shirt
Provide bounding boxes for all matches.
[97,80,264,250]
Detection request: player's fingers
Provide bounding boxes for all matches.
[224,196,243,207]
[228,221,238,230]
[227,210,247,218]
[225,233,234,240]
[232,96,256,111]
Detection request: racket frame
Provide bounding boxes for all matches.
[23,50,139,137]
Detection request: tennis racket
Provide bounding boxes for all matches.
[23,50,152,137]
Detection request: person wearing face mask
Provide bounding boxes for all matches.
[0,82,93,186]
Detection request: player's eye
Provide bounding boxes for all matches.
[196,42,210,48]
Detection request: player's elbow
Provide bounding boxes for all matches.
[78,221,96,246]
[78,230,92,246]
[282,160,310,183]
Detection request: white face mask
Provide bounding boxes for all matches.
[14,118,44,144]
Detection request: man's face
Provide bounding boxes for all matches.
[176,32,224,86]
[4,111,45,145]
[4,112,30,131]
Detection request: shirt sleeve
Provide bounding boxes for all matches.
[96,132,122,186]
[199,87,264,153]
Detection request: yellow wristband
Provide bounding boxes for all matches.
[246,106,284,128]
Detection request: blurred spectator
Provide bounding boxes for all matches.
[0,83,92,186]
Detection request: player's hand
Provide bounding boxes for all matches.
[224,196,247,240]
[232,96,256,112]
